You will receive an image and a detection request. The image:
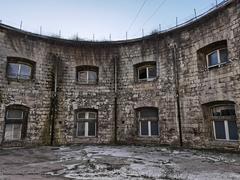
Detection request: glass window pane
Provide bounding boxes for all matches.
[88,112,96,119]
[214,121,226,139]
[78,71,88,83]
[219,49,228,63]
[212,105,235,116]
[77,122,85,136]
[148,66,156,79]
[228,121,239,140]
[88,121,96,136]
[151,121,159,136]
[7,109,23,119]
[88,71,97,84]
[140,121,148,136]
[138,68,147,80]
[13,124,22,140]
[208,51,218,66]
[4,124,13,140]
[140,108,158,119]
[212,112,221,116]
[78,112,85,119]
[4,124,22,140]
[221,109,235,116]
[7,63,19,78]
[19,64,31,79]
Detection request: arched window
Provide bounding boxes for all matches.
[75,109,97,137]
[136,107,159,136]
[7,57,35,80]
[4,105,29,141]
[76,66,98,84]
[197,40,229,70]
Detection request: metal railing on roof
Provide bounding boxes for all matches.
[0,0,231,42]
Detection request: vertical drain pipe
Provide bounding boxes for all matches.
[172,45,183,147]
[50,55,59,146]
[114,56,118,144]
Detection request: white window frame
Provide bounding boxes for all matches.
[206,48,228,68]
[213,120,238,141]
[211,104,238,141]
[138,65,156,81]
[138,111,159,137]
[76,111,97,137]
[8,62,32,80]
[78,70,97,84]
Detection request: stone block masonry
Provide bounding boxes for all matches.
[0,0,239,151]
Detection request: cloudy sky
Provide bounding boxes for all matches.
[0,0,225,40]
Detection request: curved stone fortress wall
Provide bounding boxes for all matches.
[0,0,239,150]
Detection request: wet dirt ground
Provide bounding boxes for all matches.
[0,145,240,180]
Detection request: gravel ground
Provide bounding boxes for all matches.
[0,145,240,180]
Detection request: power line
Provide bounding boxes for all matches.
[127,0,148,32]
[142,0,167,27]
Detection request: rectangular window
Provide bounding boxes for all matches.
[4,106,28,141]
[214,120,238,141]
[76,122,85,136]
[207,48,228,68]
[138,108,159,136]
[76,111,97,137]
[138,65,156,81]
[211,104,238,141]
[7,109,24,119]
[214,121,226,140]
[7,62,32,80]
[4,124,22,140]
[135,62,157,82]
[208,51,218,67]
[138,68,147,80]
[88,71,97,84]
[151,121,159,136]
[228,121,238,140]
[140,121,149,136]
[77,66,98,85]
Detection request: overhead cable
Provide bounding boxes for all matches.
[142,0,167,27]
[127,0,149,32]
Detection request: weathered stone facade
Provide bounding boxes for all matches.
[0,0,239,150]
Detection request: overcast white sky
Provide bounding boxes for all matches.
[0,0,225,40]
